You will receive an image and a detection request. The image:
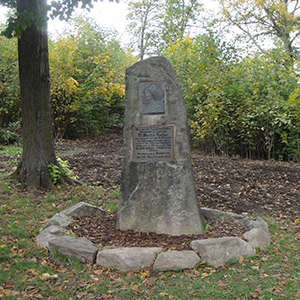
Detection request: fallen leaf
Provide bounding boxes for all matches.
[40,273,58,281]
[249,288,261,298]
[130,285,139,291]
[140,272,150,279]
[3,289,12,296]
[58,267,68,273]
[77,291,88,299]
[93,269,103,276]
[218,280,227,287]
[239,256,245,264]
[143,280,153,288]
[28,269,40,276]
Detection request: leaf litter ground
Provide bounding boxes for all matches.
[59,131,300,220]
[55,131,300,248]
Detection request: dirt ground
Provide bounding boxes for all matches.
[61,131,300,222]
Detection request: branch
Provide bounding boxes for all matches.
[291,0,300,15]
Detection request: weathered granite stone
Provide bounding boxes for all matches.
[48,236,100,264]
[35,225,68,248]
[62,202,105,217]
[201,207,245,222]
[243,228,271,249]
[190,237,255,267]
[96,247,163,270]
[44,212,73,229]
[235,216,270,234]
[153,250,200,272]
[117,56,206,235]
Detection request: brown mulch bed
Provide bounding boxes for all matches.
[69,213,249,251]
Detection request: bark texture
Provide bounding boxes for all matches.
[15,0,57,188]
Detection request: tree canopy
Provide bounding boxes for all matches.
[217,0,300,65]
[0,0,119,38]
[126,0,203,59]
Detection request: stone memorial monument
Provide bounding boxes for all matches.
[117,56,206,235]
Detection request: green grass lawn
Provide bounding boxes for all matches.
[0,144,300,300]
[1,182,299,300]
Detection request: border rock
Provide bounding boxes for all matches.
[96,247,163,271]
[48,236,100,264]
[36,225,68,248]
[36,202,272,271]
[201,208,270,235]
[153,250,200,272]
[243,228,271,249]
[44,212,73,229]
[201,207,245,222]
[235,216,270,234]
[190,237,256,267]
[61,202,105,217]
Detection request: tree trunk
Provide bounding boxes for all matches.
[13,0,57,189]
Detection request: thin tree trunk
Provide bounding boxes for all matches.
[13,0,58,189]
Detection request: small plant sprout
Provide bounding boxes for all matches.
[48,157,78,185]
[203,223,210,233]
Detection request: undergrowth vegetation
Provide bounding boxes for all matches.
[2,16,300,161]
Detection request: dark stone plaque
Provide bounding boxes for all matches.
[133,125,174,162]
[140,82,165,115]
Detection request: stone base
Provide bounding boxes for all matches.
[36,202,271,270]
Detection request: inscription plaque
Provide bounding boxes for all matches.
[133,125,175,162]
[140,82,165,115]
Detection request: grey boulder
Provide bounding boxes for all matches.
[153,250,200,271]
[190,237,255,267]
[35,225,68,248]
[96,247,163,270]
[61,202,105,217]
[243,228,271,249]
[44,212,73,229]
[201,207,244,222]
[235,216,270,234]
[48,236,100,264]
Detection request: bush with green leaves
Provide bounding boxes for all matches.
[0,32,21,135]
[0,121,21,145]
[49,16,136,139]
[164,35,298,160]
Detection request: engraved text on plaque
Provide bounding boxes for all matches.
[133,125,175,161]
